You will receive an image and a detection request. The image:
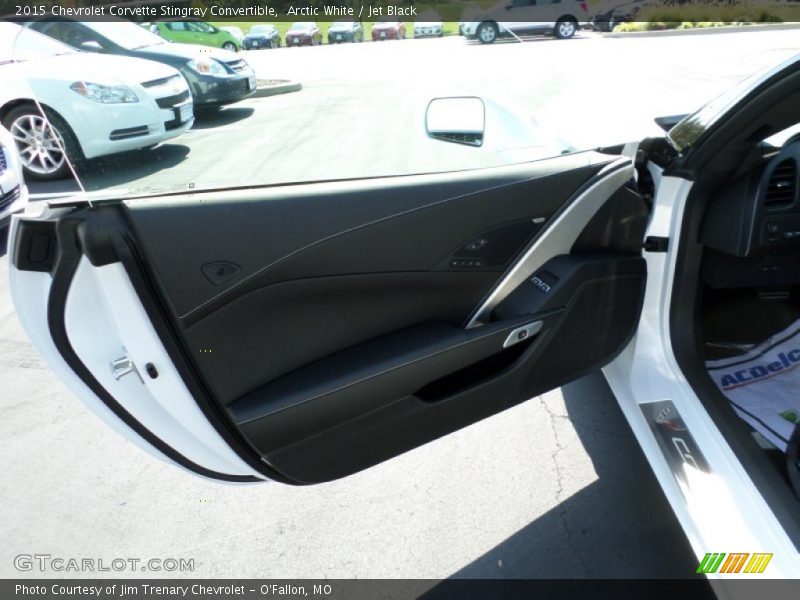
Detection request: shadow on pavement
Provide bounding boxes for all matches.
[191,106,256,130]
[77,144,190,191]
[431,371,713,583]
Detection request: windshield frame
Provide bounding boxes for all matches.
[668,54,800,153]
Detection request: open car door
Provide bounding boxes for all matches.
[9,151,649,484]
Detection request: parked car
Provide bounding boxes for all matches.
[414,17,444,38]
[461,0,589,42]
[327,21,363,44]
[285,22,323,47]
[28,20,257,110]
[243,24,281,49]
[0,23,193,180]
[152,20,242,52]
[372,20,406,41]
[0,125,28,231]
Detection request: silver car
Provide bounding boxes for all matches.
[461,0,590,42]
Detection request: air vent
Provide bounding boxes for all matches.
[764,159,796,208]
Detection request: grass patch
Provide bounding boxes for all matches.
[212,20,462,40]
[613,1,800,31]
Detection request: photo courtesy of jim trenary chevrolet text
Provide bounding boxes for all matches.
[2,0,800,597]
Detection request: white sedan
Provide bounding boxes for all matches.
[0,125,28,229]
[0,23,194,180]
[414,21,444,38]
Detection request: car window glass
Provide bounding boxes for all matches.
[195,23,215,34]
[167,22,187,31]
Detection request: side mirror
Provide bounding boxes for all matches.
[426,97,485,147]
[79,40,103,52]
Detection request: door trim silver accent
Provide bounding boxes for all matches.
[466,158,634,328]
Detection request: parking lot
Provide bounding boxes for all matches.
[3,28,800,581]
[29,28,800,197]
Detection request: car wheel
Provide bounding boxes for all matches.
[477,22,498,44]
[222,41,238,52]
[554,18,577,39]
[3,104,80,181]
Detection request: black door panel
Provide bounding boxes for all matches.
[122,157,604,321]
[259,262,645,483]
[28,152,648,483]
[232,253,645,483]
[186,271,500,404]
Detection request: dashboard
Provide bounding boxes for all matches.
[701,140,800,289]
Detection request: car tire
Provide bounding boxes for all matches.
[3,104,82,181]
[222,41,238,52]
[476,22,498,44]
[554,18,578,39]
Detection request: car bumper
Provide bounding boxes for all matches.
[372,31,401,40]
[66,97,194,160]
[243,38,275,50]
[184,71,257,108]
[414,29,443,37]
[328,33,355,43]
[286,36,313,46]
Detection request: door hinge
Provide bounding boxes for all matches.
[643,236,669,253]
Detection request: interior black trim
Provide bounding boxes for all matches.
[45,215,260,484]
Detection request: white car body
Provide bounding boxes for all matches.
[414,21,444,37]
[0,24,193,169]
[461,0,590,41]
[0,125,28,227]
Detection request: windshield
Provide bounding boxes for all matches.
[83,21,166,50]
[290,23,314,30]
[248,26,273,34]
[330,22,354,29]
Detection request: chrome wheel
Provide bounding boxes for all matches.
[478,23,497,43]
[556,20,577,39]
[10,113,67,177]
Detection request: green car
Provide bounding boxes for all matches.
[153,21,242,52]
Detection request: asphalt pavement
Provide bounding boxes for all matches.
[3,28,800,581]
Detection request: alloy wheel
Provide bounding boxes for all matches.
[9,113,67,177]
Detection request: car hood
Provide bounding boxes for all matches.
[133,42,239,64]
[244,32,274,38]
[17,52,178,86]
[286,29,314,35]
[373,23,398,29]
